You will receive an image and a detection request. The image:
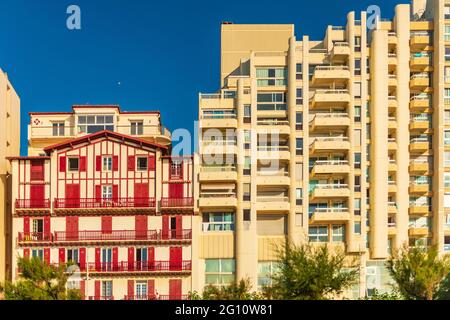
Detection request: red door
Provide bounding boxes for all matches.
[134,183,149,207]
[169,247,182,271]
[65,184,80,208]
[169,279,182,300]
[135,216,147,240]
[169,184,183,204]
[66,217,79,241]
[30,185,45,208]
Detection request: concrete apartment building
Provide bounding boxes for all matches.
[8,105,196,300]
[0,69,20,282]
[196,0,450,298]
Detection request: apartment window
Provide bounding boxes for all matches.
[67,249,79,264]
[296,188,303,206]
[258,261,280,288]
[103,156,112,171]
[354,199,361,216]
[257,93,286,111]
[446,111,450,125]
[243,209,251,222]
[135,281,148,299]
[354,129,362,146]
[68,158,79,172]
[353,106,361,123]
[78,115,114,134]
[137,157,148,171]
[203,212,235,231]
[244,130,251,149]
[446,47,450,62]
[102,185,113,200]
[203,109,236,119]
[446,67,450,83]
[445,173,450,188]
[446,26,450,41]
[52,122,65,136]
[256,67,287,86]
[296,88,303,105]
[296,138,303,156]
[366,58,370,74]
[170,161,182,179]
[244,105,251,123]
[131,121,144,135]
[446,6,450,19]
[354,59,361,76]
[445,131,450,146]
[354,36,361,52]
[355,176,361,193]
[354,82,362,99]
[244,157,251,175]
[308,65,318,80]
[205,259,236,286]
[309,226,328,242]
[296,64,302,80]
[354,153,361,169]
[296,112,303,130]
[243,183,251,201]
[31,249,44,260]
[102,281,113,299]
[354,222,361,235]
[332,225,345,242]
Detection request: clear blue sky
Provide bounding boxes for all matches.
[0,0,401,155]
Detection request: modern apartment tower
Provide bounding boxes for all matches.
[196,0,450,297]
[0,69,20,282]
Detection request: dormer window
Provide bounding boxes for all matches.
[68,158,79,172]
[78,115,114,134]
[131,121,144,135]
[52,122,65,136]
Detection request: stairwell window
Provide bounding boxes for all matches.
[446,47,450,62]
[52,122,65,136]
[131,121,144,135]
[296,64,302,80]
[309,226,328,242]
[256,67,287,86]
[296,88,303,105]
[78,115,114,134]
[332,225,345,242]
[445,26,450,41]
[203,212,235,232]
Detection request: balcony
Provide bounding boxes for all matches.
[309,208,350,223]
[199,92,235,109]
[256,171,290,186]
[81,260,192,274]
[199,193,237,208]
[410,96,431,111]
[388,53,397,66]
[388,75,397,87]
[388,117,397,129]
[199,166,237,182]
[410,54,431,69]
[202,140,238,155]
[200,113,237,129]
[310,160,350,177]
[409,204,431,215]
[310,137,350,154]
[331,42,350,60]
[311,66,350,85]
[408,226,430,237]
[388,32,397,45]
[388,160,397,172]
[17,232,52,244]
[160,198,194,213]
[409,160,430,173]
[388,181,397,193]
[410,33,431,49]
[309,184,350,200]
[309,113,350,131]
[53,198,156,214]
[388,202,397,214]
[409,183,430,194]
[124,294,189,301]
[257,145,290,160]
[409,117,430,131]
[410,74,430,89]
[409,138,430,152]
[255,196,290,212]
[257,119,290,135]
[311,89,350,108]
[15,199,51,215]
[388,96,398,109]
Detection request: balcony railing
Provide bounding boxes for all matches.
[85,260,192,272]
[88,296,115,301]
[314,160,349,166]
[201,166,236,172]
[124,294,189,300]
[313,207,348,214]
[15,199,51,209]
[160,198,194,208]
[53,198,156,209]
[18,232,52,242]
[311,113,349,120]
[256,196,289,203]
[257,119,290,126]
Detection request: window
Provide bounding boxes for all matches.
[102,185,113,200]
[354,222,361,234]
[446,89,450,104]
[136,281,148,299]
[103,156,112,171]
[244,130,251,149]
[354,36,361,52]
[446,25,450,41]
[354,82,362,99]
[354,129,362,146]
[243,209,251,222]
[445,152,450,167]
[446,6,450,19]
[243,183,251,201]
[32,219,44,241]
[355,153,361,169]
[296,88,303,105]
[354,106,361,122]
[296,138,303,155]
[332,225,345,242]
[446,111,450,125]
[296,64,302,80]
[131,121,144,135]
[203,212,235,231]
[355,176,361,193]
[244,105,251,123]
[205,259,236,286]
[256,67,287,86]
[445,67,450,83]
[296,112,303,130]
[309,226,328,242]
[170,161,182,178]
[102,281,113,299]
[52,122,65,136]
[354,198,361,215]
[78,115,114,134]
[308,65,318,80]
[137,157,148,171]
[68,158,79,172]
[258,261,280,288]
[296,188,303,206]
[445,173,450,188]
[31,249,44,260]
[244,157,251,175]
[67,249,79,264]
[354,59,361,76]
[257,93,286,111]
[445,131,450,146]
[446,47,450,62]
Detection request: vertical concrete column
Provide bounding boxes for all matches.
[394,4,411,250]
[288,36,301,245]
[369,29,389,259]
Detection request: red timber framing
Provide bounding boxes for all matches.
[160,156,194,214]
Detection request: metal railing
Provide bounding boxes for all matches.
[313,184,349,190]
[85,260,192,272]
[256,196,289,202]
[160,197,194,208]
[314,89,350,95]
[18,232,52,242]
[315,66,349,71]
[15,199,51,209]
[314,160,349,166]
[53,198,156,209]
[200,166,237,172]
[313,207,348,214]
[257,119,289,126]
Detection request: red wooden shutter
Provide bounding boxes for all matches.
[148,247,155,271]
[95,248,101,271]
[23,248,30,259]
[112,185,119,201]
[112,247,118,271]
[128,247,135,271]
[148,280,155,299]
[101,216,112,234]
[80,280,86,300]
[66,217,79,241]
[44,248,50,265]
[30,160,44,181]
[134,183,149,207]
[96,156,102,172]
[148,155,156,171]
[162,216,169,240]
[176,216,182,239]
[59,248,65,263]
[59,156,66,173]
[170,247,182,271]
[30,184,45,208]
[44,216,51,239]
[169,279,182,300]
[23,217,30,234]
[79,248,86,271]
[127,156,135,171]
[135,216,148,240]
[113,156,119,171]
[127,280,134,299]
[65,184,80,208]
[79,156,87,172]
[94,281,101,300]
[95,185,102,202]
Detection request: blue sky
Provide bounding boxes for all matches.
[0,0,401,155]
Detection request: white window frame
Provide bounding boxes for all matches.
[102,185,113,200]
[203,212,235,232]
[130,121,144,136]
[205,259,236,287]
[52,122,65,137]
[68,157,79,172]
[308,226,329,242]
[103,156,112,172]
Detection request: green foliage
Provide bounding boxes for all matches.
[0,257,83,300]
[435,273,450,300]
[387,245,450,300]
[361,288,403,300]
[188,278,262,300]
[266,243,359,300]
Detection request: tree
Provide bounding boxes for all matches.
[387,245,450,300]
[266,243,358,300]
[189,278,262,300]
[361,288,403,300]
[0,257,83,300]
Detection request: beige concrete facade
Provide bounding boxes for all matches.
[0,69,20,281]
[196,0,450,298]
